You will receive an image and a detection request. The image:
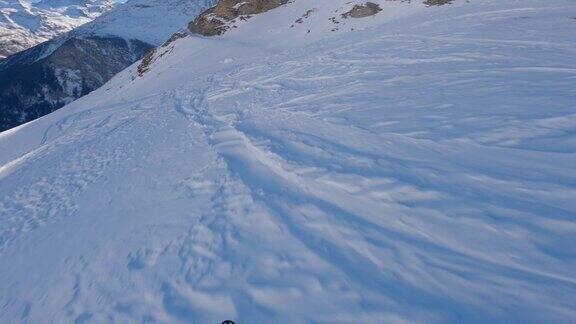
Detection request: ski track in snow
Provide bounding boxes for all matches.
[1,0,576,322]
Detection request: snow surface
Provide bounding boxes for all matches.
[1,0,576,322]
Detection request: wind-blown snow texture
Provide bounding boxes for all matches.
[1,0,576,322]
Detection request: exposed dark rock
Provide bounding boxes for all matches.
[161,31,189,48]
[0,36,152,131]
[342,2,382,19]
[137,31,189,77]
[137,49,157,76]
[423,0,455,6]
[189,0,289,36]
[386,0,456,6]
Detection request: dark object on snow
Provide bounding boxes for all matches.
[222,321,236,324]
[341,2,382,19]
[424,0,455,6]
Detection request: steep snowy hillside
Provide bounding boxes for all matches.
[0,0,215,132]
[0,0,113,59]
[1,0,576,322]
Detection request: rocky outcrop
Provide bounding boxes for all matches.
[386,0,455,6]
[136,30,188,77]
[189,0,289,36]
[137,48,156,76]
[423,0,454,6]
[341,2,382,19]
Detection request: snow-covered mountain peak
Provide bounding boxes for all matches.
[0,0,113,58]
[39,0,108,5]
[37,0,111,7]
[0,0,30,7]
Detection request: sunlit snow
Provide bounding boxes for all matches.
[1,0,575,322]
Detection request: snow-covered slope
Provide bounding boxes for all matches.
[77,0,216,46]
[0,0,113,59]
[1,0,576,322]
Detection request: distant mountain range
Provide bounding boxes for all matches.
[0,0,215,131]
[0,0,114,59]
